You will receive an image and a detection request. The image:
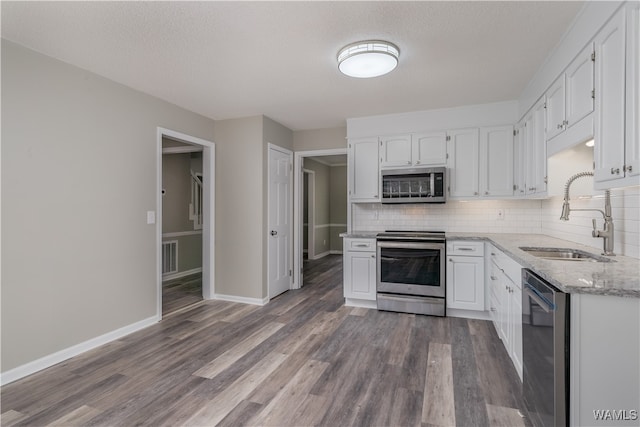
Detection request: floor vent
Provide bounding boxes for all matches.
[162,240,178,275]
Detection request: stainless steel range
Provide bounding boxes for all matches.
[376,231,446,316]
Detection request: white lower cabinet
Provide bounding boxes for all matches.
[343,238,377,307]
[488,245,523,380]
[446,241,485,312]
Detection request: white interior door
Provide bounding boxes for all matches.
[268,145,293,299]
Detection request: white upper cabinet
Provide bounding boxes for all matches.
[513,123,527,197]
[626,2,640,179]
[380,134,412,168]
[546,43,595,144]
[594,8,627,185]
[530,99,548,196]
[566,43,596,126]
[380,132,447,168]
[480,125,514,197]
[348,137,380,202]
[447,128,480,198]
[546,75,566,141]
[412,131,448,166]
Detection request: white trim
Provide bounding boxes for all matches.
[330,250,343,255]
[162,146,203,154]
[293,148,348,289]
[162,267,203,282]
[213,293,269,306]
[344,298,377,309]
[314,223,348,229]
[0,316,157,386]
[309,157,347,168]
[306,170,315,261]
[446,308,491,321]
[157,127,215,320]
[267,143,294,300]
[311,250,331,260]
[162,230,203,238]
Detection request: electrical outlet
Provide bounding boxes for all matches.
[497,209,504,221]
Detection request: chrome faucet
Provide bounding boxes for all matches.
[559,171,615,256]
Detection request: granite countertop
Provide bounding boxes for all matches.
[341,231,640,298]
[448,233,640,298]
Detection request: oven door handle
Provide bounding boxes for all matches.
[524,283,554,312]
[377,241,445,250]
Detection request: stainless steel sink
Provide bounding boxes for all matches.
[519,247,614,263]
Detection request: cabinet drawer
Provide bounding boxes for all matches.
[345,238,376,252]
[490,247,523,289]
[447,241,484,256]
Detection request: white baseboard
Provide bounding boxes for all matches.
[162,267,202,282]
[344,298,378,309]
[213,293,269,306]
[329,250,343,255]
[0,315,158,386]
[311,250,330,260]
[446,308,491,321]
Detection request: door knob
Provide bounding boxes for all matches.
[270,230,277,236]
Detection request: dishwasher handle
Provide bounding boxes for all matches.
[524,282,555,313]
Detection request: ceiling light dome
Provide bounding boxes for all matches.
[337,40,399,78]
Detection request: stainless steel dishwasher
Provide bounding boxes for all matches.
[522,269,570,427]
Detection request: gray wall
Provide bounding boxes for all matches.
[329,165,347,252]
[293,127,347,151]
[161,151,202,275]
[304,159,331,256]
[1,40,218,372]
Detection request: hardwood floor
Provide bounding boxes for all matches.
[1,254,529,426]
[162,273,203,315]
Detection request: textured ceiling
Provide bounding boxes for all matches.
[1,1,583,131]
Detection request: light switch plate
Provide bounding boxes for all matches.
[147,211,156,224]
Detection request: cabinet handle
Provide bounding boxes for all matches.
[371,254,375,258]
[563,119,568,126]
[490,276,498,280]
[611,167,620,175]
[407,161,412,165]
[557,124,562,129]
[474,191,478,195]
[485,191,489,195]
[491,252,496,256]
[373,194,378,198]
[449,258,453,262]
[490,307,496,312]
[355,244,368,247]
[458,247,474,251]
[625,165,633,172]
[415,161,421,165]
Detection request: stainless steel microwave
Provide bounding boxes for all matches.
[381,167,446,204]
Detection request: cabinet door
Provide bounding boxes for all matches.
[594,8,626,184]
[566,43,595,128]
[412,131,447,166]
[510,284,523,380]
[513,123,527,197]
[546,75,566,141]
[446,255,484,311]
[447,128,480,198]
[531,99,548,195]
[380,134,412,168]
[344,251,376,300]
[481,125,514,197]
[626,3,640,178]
[349,137,380,202]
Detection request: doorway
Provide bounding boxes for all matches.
[157,128,215,319]
[293,149,348,289]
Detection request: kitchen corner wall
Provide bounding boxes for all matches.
[352,199,543,234]
[541,187,640,259]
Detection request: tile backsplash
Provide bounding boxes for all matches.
[541,186,640,259]
[352,186,640,259]
[352,199,543,234]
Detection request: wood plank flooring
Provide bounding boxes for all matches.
[1,254,530,426]
[162,273,203,315]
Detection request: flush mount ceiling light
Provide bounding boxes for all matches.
[337,40,400,78]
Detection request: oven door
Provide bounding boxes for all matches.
[377,241,445,298]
